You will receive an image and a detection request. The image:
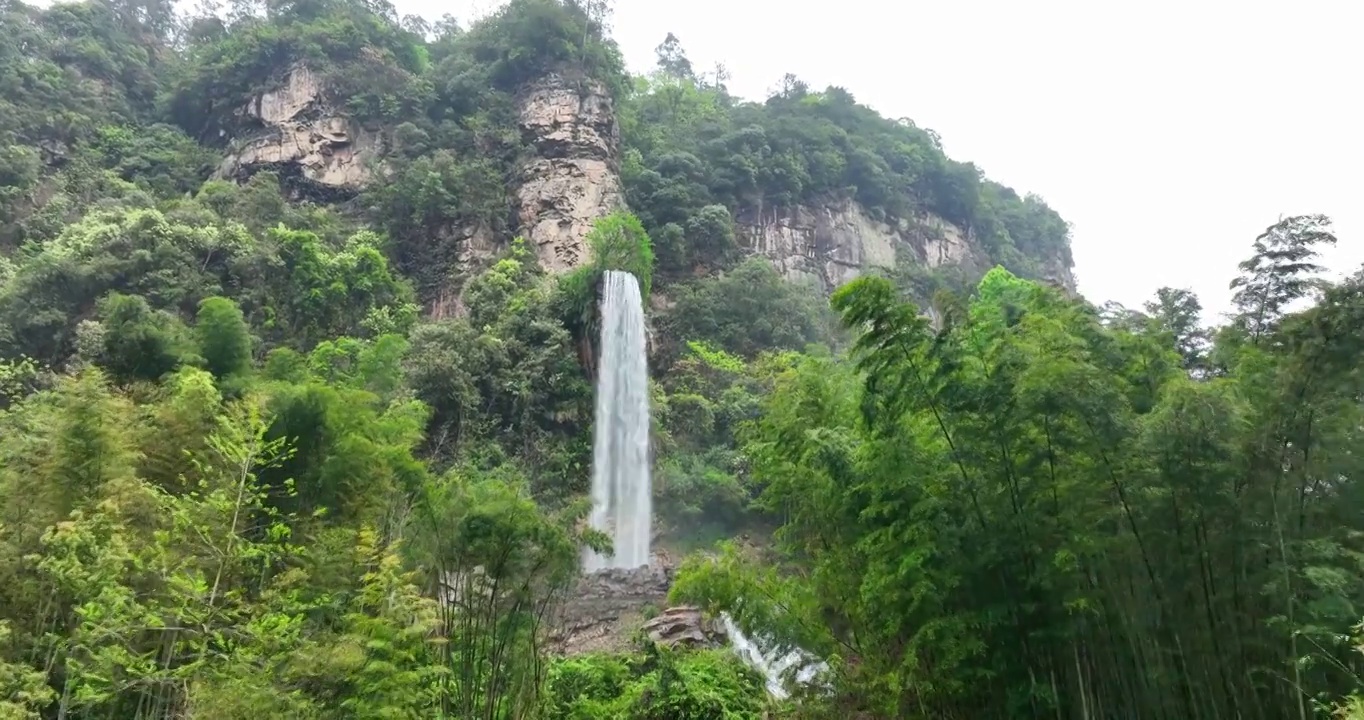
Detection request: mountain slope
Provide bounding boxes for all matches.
[1,0,1074,318]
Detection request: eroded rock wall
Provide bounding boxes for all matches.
[217,64,380,196]
[735,200,997,294]
[210,64,1076,298]
[514,74,624,273]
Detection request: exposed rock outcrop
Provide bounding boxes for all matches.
[736,200,992,294]
[641,606,726,649]
[737,199,1077,296]
[1038,254,1078,295]
[549,561,673,655]
[425,220,502,320]
[514,74,624,273]
[217,64,380,197]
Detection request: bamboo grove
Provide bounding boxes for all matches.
[672,214,1364,719]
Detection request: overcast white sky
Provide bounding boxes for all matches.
[404,0,1362,323]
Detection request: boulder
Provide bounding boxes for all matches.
[641,605,725,649]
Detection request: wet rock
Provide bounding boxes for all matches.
[549,559,675,655]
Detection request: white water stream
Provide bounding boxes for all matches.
[721,614,827,699]
[583,270,653,572]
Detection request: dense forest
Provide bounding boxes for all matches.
[1,0,1361,718]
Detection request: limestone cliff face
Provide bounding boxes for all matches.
[736,200,1000,293]
[426,220,502,320]
[514,74,624,273]
[217,64,380,196]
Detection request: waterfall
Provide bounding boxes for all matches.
[721,614,827,699]
[583,270,652,572]
[579,269,821,699]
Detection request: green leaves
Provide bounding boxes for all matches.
[545,648,768,720]
[586,211,656,297]
[1230,213,1338,343]
[195,297,253,384]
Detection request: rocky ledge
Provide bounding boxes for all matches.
[549,562,673,655]
[640,606,726,649]
[548,554,732,655]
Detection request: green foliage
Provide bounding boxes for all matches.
[587,210,656,297]
[194,296,254,383]
[660,258,838,361]
[0,0,160,153]
[0,355,48,409]
[366,150,510,295]
[452,0,625,96]
[166,0,431,136]
[0,207,248,362]
[87,123,218,197]
[0,322,595,718]
[671,251,1364,718]
[0,204,413,366]
[0,621,53,718]
[545,648,768,719]
[651,341,792,542]
[553,263,603,345]
[11,1,1363,719]
[404,244,593,496]
[1229,213,1337,342]
[264,226,418,346]
[93,292,193,384]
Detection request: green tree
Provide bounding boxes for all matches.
[1143,286,1210,372]
[195,296,254,384]
[94,292,193,384]
[1230,213,1337,343]
[587,210,656,297]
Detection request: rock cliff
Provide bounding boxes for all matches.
[1037,253,1078,294]
[210,65,1074,296]
[514,74,625,273]
[217,64,381,198]
[736,199,1076,295]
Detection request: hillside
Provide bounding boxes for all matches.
[0,0,1072,310]
[2,1,1363,719]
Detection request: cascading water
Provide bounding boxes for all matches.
[721,614,827,699]
[583,270,652,572]
[580,270,822,698]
